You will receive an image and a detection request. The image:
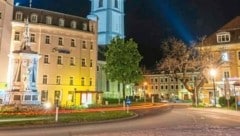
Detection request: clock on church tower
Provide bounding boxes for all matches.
[88,0,125,46]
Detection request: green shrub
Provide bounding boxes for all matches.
[218,96,236,107]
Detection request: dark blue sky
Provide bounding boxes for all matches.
[15,0,240,68]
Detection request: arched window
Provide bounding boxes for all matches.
[114,0,118,8]
[98,0,103,8]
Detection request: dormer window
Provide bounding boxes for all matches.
[70,20,77,29]
[30,13,38,23]
[59,18,65,27]
[46,16,52,25]
[217,32,230,43]
[15,11,23,21]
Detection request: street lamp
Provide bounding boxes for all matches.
[210,69,217,107]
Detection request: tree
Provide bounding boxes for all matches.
[105,37,143,99]
[157,37,224,105]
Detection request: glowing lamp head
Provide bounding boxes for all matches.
[210,69,217,77]
[44,102,51,109]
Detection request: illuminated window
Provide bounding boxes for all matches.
[15,11,23,21]
[71,39,75,47]
[30,34,35,42]
[45,35,50,44]
[222,52,229,62]
[56,76,61,85]
[30,13,38,23]
[217,32,230,43]
[14,32,20,41]
[58,37,63,45]
[98,0,103,7]
[57,56,62,65]
[114,0,118,8]
[44,55,49,64]
[70,57,75,66]
[71,20,77,29]
[59,18,65,27]
[82,58,86,67]
[70,77,73,85]
[46,16,52,25]
[43,75,48,84]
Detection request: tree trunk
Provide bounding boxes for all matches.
[122,83,126,100]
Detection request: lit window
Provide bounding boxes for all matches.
[82,58,86,67]
[46,16,52,25]
[14,32,20,41]
[217,32,230,43]
[71,20,77,29]
[56,76,61,85]
[44,55,49,64]
[15,11,23,21]
[98,0,103,7]
[45,36,50,44]
[30,14,38,23]
[59,18,65,27]
[71,39,75,47]
[82,41,86,49]
[222,52,229,62]
[58,37,63,45]
[70,57,75,66]
[57,56,62,65]
[43,75,48,84]
[30,34,35,42]
[114,0,118,8]
[81,77,85,86]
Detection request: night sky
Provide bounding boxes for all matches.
[15,0,240,68]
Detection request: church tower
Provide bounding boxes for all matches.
[88,0,125,46]
[0,0,13,90]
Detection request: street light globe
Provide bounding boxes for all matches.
[143,82,147,86]
[210,69,217,77]
[44,102,51,109]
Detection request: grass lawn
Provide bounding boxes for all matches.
[0,111,135,127]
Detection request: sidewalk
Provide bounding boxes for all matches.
[189,107,240,117]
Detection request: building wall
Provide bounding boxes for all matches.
[0,0,13,89]
[9,6,98,106]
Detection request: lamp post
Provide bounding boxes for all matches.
[55,98,59,122]
[210,69,217,107]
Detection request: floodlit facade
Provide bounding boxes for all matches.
[0,5,99,107]
[201,16,240,105]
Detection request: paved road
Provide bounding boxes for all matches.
[0,105,240,136]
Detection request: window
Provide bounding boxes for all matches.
[90,59,93,67]
[45,36,50,44]
[56,76,61,85]
[114,0,118,8]
[171,85,174,90]
[161,85,164,90]
[89,78,92,86]
[82,23,87,31]
[43,75,48,84]
[176,85,178,89]
[81,77,85,86]
[32,95,38,101]
[82,58,86,67]
[222,52,229,62]
[30,14,38,23]
[98,0,103,7]
[71,20,77,29]
[0,12,2,19]
[155,78,158,83]
[165,78,168,82]
[41,90,48,102]
[57,56,62,65]
[155,86,158,89]
[217,32,230,43]
[58,37,63,45]
[14,95,21,100]
[24,95,31,100]
[97,66,99,71]
[82,41,86,49]
[238,51,240,60]
[54,91,61,103]
[30,34,35,42]
[44,55,49,64]
[224,71,230,78]
[90,42,93,50]
[106,80,110,92]
[46,16,52,25]
[14,32,20,41]
[165,85,168,89]
[69,77,73,85]
[15,11,23,21]
[70,57,75,66]
[59,18,65,27]
[71,39,75,47]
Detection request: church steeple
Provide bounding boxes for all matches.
[88,0,125,46]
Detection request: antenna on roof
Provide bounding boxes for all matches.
[29,0,32,8]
